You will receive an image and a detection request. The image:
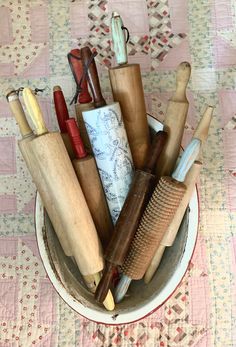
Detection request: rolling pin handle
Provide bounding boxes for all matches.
[95,262,116,303]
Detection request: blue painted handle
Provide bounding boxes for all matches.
[114,274,132,303]
[111,12,128,65]
[172,138,201,182]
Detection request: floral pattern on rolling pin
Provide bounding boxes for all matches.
[83,103,134,223]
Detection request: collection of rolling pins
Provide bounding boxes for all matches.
[6,12,214,310]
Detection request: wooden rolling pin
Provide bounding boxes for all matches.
[53,86,75,159]
[95,131,167,303]
[22,88,114,311]
[68,48,94,153]
[144,105,213,283]
[65,118,113,248]
[81,46,134,223]
[109,12,150,169]
[155,62,191,178]
[6,88,73,257]
[115,138,201,303]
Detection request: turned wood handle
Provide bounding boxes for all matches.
[81,47,106,108]
[22,88,48,136]
[171,62,191,102]
[145,131,168,173]
[53,86,70,133]
[95,262,116,303]
[66,118,87,159]
[69,49,92,104]
[6,89,33,138]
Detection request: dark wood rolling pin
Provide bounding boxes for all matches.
[81,46,134,223]
[6,88,73,257]
[95,131,167,303]
[68,48,94,153]
[65,118,113,248]
[53,85,75,159]
[109,12,151,169]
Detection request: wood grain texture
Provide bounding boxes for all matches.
[109,64,151,169]
[155,62,191,178]
[81,47,106,108]
[75,102,94,154]
[28,132,104,276]
[6,90,32,138]
[73,155,113,248]
[19,135,73,257]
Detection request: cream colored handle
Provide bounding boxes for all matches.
[193,105,213,143]
[171,62,191,102]
[83,272,115,311]
[6,89,32,138]
[22,88,48,136]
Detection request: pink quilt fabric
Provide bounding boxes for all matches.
[0,1,235,346]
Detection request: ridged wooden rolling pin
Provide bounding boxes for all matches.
[144,105,214,283]
[53,86,75,159]
[22,88,114,311]
[65,118,113,248]
[95,131,167,303]
[155,62,191,178]
[68,48,94,153]
[6,88,72,257]
[81,46,134,223]
[115,138,201,303]
[109,12,150,169]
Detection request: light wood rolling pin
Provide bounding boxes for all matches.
[115,138,201,303]
[155,61,191,179]
[109,12,150,169]
[144,105,213,283]
[6,88,72,257]
[68,48,94,153]
[53,86,75,159]
[22,88,114,311]
[65,118,113,249]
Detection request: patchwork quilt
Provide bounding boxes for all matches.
[0,0,235,346]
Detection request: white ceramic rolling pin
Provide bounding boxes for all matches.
[81,46,134,223]
[22,88,114,311]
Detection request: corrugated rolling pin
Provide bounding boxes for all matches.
[81,46,134,223]
[155,61,191,179]
[144,105,214,283]
[109,12,151,169]
[115,138,201,303]
[22,88,114,311]
[65,118,113,249]
[95,131,167,303]
[53,86,75,159]
[6,88,72,257]
[68,48,94,153]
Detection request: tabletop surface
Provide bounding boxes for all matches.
[0,1,235,346]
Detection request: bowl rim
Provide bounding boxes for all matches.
[35,115,199,325]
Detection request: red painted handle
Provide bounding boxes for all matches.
[53,86,69,133]
[65,118,87,159]
[69,49,92,104]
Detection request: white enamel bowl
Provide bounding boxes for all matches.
[35,116,199,325]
